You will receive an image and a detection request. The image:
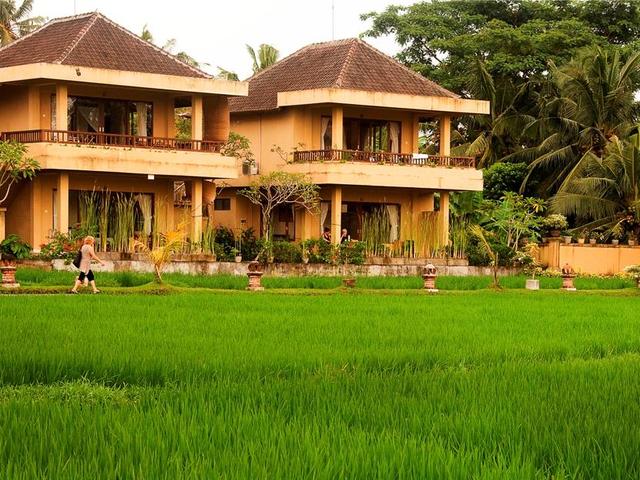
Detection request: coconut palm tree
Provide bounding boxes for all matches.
[0,0,44,46]
[246,43,279,74]
[463,59,538,168]
[551,131,640,239]
[519,47,640,194]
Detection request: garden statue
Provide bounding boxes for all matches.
[561,263,576,291]
[422,263,438,293]
[246,261,264,291]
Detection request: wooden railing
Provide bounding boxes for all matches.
[0,130,225,153]
[292,149,476,168]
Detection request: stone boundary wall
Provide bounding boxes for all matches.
[28,259,519,277]
[538,239,640,275]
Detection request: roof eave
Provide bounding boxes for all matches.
[0,63,249,97]
[277,88,489,115]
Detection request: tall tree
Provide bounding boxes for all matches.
[0,0,44,46]
[140,25,202,68]
[246,43,279,74]
[551,133,640,238]
[519,47,640,194]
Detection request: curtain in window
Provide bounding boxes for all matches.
[389,122,400,153]
[136,103,148,137]
[386,204,400,242]
[320,201,329,233]
[321,117,331,150]
[78,105,101,132]
[136,194,153,236]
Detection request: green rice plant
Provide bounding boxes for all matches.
[361,207,391,257]
[112,193,136,252]
[79,190,99,237]
[98,189,111,252]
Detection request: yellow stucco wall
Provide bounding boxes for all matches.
[538,241,640,275]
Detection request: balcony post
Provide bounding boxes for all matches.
[56,172,69,234]
[191,179,203,243]
[439,115,451,157]
[412,113,421,154]
[0,208,6,242]
[331,186,342,245]
[55,84,68,131]
[331,106,343,150]
[192,95,204,142]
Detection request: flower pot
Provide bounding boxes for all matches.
[525,279,539,290]
[235,255,242,263]
[577,238,585,245]
[549,230,561,237]
[589,239,597,245]
[629,240,636,246]
[563,236,572,244]
[612,239,619,245]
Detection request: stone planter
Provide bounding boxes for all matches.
[235,255,242,263]
[629,240,637,246]
[561,274,577,291]
[612,239,619,245]
[1,265,20,289]
[525,279,539,290]
[549,230,561,238]
[589,239,597,245]
[577,238,585,245]
[342,278,356,288]
[246,261,264,291]
[563,236,572,244]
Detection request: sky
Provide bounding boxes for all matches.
[31,0,415,79]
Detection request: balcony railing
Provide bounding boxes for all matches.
[292,149,476,168]
[0,129,225,153]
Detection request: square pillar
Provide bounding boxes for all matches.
[191,179,203,242]
[331,186,342,245]
[167,97,176,138]
[55,84,68,132]
[331,106,343,150]
[0,208,6,242]
[191,95,203,141]
[56,173,69,234]
[439,191,450,247]
[439,115,451,157]
[412,113,421,154]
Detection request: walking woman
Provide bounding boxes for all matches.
[71,236,105,294]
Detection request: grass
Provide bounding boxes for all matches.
[1,290,639,478]
[14,267,637,291]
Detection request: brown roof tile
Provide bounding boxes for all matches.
[0,12,210,79]
[230,38,458,113]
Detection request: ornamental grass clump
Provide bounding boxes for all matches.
[132,227,185,284]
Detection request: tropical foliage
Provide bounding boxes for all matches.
[0,140,39,205]
[0,0,44,46]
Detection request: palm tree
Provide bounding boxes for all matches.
[246,44,279,74]
[551,132,640,239]
[0,0,44,46]
[519,47,640,194]
[140,26,202,69]
[216,67,239,81]
[463,59,538,168]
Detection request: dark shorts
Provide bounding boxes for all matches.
[79,270,95,282]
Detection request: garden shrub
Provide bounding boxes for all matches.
[214,226,235,261]
[240,228,262,261]
[0,234,31,259]
[302,239,335,264]
[270,241,303,263]
[337,241,366,265]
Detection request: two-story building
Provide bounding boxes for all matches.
[218,38,489,256]
[0,12,247,250]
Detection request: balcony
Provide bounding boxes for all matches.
[293,149,476,168]
[285,149,481,191]
[0,129,237,179]
[1,129,225,153]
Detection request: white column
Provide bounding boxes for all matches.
[56,173,69,234]
[191,179,203,242]
[331,186,342,245]
[55,84,68,132]
[191,95,203,141]
[331,106,343,150]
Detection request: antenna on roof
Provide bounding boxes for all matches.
[331,0,335,40]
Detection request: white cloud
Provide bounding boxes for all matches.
[32,0,414,79]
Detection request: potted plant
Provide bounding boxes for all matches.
[628,235,637,246]
[562,232,573,244]
[589,231,597,245]
[520,243,541,290]
[541,214,568,238]
[577,229,587,245]
[231,248,242,263]
[624,265,640,287]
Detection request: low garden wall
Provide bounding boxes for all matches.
[538,238,640,275]
[23,259,519,277]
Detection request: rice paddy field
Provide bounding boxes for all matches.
[1,271,640,478]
